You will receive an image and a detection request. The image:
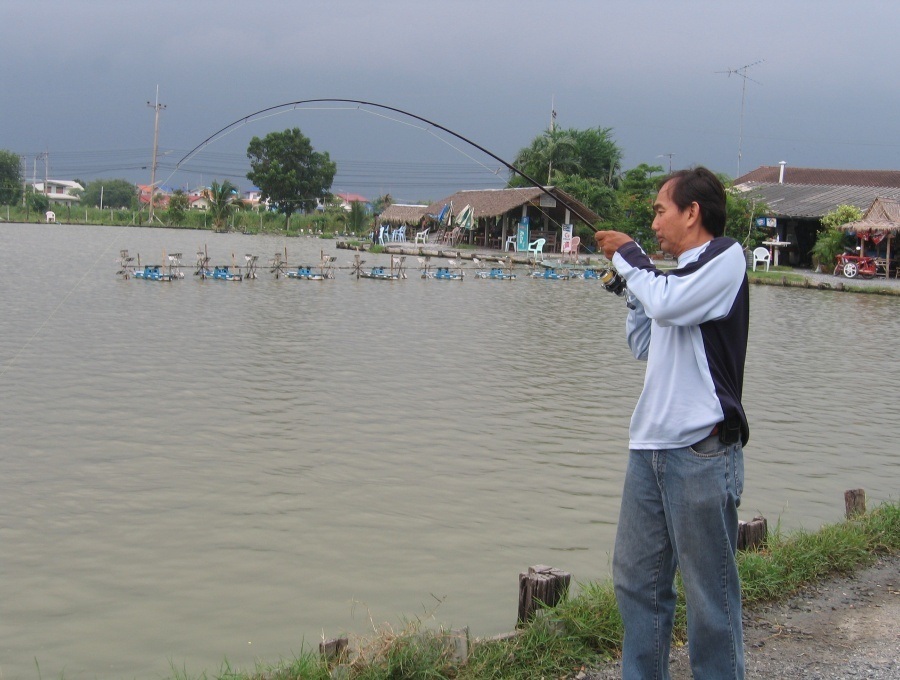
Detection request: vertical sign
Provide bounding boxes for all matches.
[516,217,530,252]
[561,224,573,253]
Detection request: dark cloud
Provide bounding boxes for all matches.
[4,0,899,201]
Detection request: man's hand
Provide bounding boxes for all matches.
[595,230,634,260]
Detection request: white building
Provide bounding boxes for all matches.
[32,180,84,205]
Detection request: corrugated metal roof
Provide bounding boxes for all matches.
[734,182,900,219]
[735,166,900,188]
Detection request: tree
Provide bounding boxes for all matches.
[346,200,370,234]
[26,187,49,214]
[207,180,240,231]
[371,193,393,215]
[0,150,22,205]
[246,128,337,228]
[512,128,580,185]
[820,203,863,230]
[724,185,768,248]
[166,190,189,226]
[606,163,664,253]
[81,179,138,209]
[812,204,862,270]
[510,126,622,188]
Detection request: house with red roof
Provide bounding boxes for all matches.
[734,164,900,266]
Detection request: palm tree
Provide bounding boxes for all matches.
[514,129,580,185]
[346,200,370,235]
[511,126,623,189]
[207,180,238,232]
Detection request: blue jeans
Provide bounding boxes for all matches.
[613,436,745,680]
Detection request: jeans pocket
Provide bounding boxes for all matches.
[688,434,727,458]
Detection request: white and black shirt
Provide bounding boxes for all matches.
[613,237,750,450]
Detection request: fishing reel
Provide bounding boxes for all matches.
[597,267,636,309]
[598,267,627,296]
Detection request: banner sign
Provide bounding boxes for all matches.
[561,224,573,253]
[516,217,530,252]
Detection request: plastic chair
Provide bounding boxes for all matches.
[392,225,407,242]
[414,227,429,244]
[377,225,387,245]
[45,211,56,223]
[526,238,546,261]
[504,235,517,252]
[752,246,771,271]
[566,236,581,262]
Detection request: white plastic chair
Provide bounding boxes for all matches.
[392,225,407,242]
[414,227,429,244]
[377,225,387,245]
[752,246,771,271]
[526,238,546,261]
[504,235,517,252]
[45,211,56,223]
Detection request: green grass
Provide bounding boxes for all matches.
[156,500,898,680]
[747,267,807,285]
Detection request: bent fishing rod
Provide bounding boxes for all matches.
[174,98,600,231]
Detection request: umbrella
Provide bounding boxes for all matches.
[456,204,474,231]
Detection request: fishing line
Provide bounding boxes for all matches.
[354,107,503,178]
[0,234,121,380]
[170,98,599,230]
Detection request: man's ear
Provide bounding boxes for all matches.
[688,201,702,227]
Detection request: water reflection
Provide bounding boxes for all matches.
[0,223,897,679]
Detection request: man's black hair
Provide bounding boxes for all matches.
[660,167,727,237]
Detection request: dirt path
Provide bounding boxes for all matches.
[582,553,899,679]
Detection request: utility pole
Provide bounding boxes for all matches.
[548,96,557,184]
[147,86,166,224]
[657,153,675,173]
[20,155,27,206]
[34,151,48,196]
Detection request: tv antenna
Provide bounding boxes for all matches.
[717,59,763,179]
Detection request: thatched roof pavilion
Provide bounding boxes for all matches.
[421,187,600,252]
[837,197,900,274]
[377,203,429,226]
[423,187,599,225]
[838,197,900,234]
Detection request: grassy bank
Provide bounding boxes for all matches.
[748,267,900,296]
[168,500,898,680]
[0,204,365,239]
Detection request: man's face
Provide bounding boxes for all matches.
[651,180,693,256]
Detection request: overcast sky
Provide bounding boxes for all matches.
[6,0,900,203]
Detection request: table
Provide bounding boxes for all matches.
[762,240,791,266]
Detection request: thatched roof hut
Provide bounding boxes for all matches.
[838,197,900,234]
[837,197,900,271]
[423,187,599,225]
[377,203,429,226]
[421,187,600,252]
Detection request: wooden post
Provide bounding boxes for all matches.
[517,565,571,625]
[319,636,348,662]
[845,489,866,518]
[737,515,768,550]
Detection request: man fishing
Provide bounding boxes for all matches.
[595,166,750,680]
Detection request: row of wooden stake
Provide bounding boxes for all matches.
[319,489,869,666]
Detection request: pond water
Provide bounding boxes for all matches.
[0,223,897,679]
